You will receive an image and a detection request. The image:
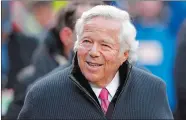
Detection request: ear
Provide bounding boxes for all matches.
[59,27,73,46]
[120,50,129,65]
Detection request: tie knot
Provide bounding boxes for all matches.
[99,88,109,100]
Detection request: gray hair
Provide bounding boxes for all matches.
[74,5,139,63]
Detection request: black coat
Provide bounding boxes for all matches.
[18,54,173,119]
[3,31,38,119]
[174,20,186,120]
[5,31,38,89]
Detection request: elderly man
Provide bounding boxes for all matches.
[18,5,173,119]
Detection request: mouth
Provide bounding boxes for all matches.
[86,61,103,67]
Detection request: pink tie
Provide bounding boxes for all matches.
[99,88,110,114]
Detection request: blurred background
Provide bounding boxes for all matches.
[1,0,186,119]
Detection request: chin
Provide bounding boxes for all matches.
[84,72,101,83]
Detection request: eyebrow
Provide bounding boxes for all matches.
[81,32,116,45]
[101,39,115,44]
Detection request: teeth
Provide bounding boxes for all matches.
[87,62,101,66]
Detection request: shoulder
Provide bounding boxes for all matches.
[129,66,173,119]
[33,65,72,87]
[19,65,75,116]
[130,66,166,89]
[23,65,73,107]
[129,66,168,106]
[27,65,73,98]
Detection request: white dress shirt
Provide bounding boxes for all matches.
[89,72,119,104]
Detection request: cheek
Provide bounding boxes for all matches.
[77,46,89,56]
[102,52,121,69]
[102,51,118,62]
[77,48,88,67]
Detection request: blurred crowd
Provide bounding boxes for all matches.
[1,0,186,119]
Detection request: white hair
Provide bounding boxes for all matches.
[74,5,139,63]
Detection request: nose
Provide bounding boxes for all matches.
[89,43,100,58]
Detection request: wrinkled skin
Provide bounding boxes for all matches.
[77,17,128,87]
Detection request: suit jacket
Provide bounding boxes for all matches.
[18,54,173,119]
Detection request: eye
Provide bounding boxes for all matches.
[83,39,91,43]
[102,44,111,48]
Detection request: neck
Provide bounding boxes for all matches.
[91,81,109,88]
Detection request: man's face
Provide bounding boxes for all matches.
[77,17,128,87]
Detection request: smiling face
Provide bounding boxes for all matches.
[77,17,128,87]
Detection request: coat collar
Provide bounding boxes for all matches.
[70,53,132,104]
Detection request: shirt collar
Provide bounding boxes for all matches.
[89,71,120,98]
[106,71,119,98]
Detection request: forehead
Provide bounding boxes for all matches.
[82,17,121,43]
[84,17,121,32]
